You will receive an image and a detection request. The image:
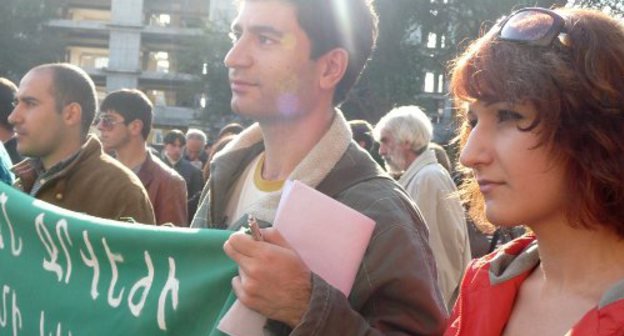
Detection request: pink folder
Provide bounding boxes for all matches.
[218,180,376,336]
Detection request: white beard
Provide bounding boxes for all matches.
[383,151,406,175]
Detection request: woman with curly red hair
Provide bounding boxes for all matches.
[446,7,624,336]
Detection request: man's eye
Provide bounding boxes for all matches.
[228,31,240,43]
[258,35,276,45]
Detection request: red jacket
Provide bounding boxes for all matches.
[445,234,624,336]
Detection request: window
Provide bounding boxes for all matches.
[148,90,167,106]
[94,57,109,69]
[424,72,445,94]
[437,74,445,93]
[424,72,435,93]
[73,48,109,69]
[427,32,437,48]
[147,51,170,73]
[150,14,171,27]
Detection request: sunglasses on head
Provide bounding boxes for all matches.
[95,115,124,131]
[494,7,569,47]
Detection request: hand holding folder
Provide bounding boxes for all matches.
[218,180,376,336]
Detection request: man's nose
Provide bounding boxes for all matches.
[95,120,106,132]
[378,143,387,156]
[224,36,253,69]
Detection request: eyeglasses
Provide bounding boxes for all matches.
[95,115,124,131]
[495,7,568,47]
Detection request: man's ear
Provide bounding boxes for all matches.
[62,102,83,128]
[318,48,349,90]
[128,119,144,136]
[400,140,413,151]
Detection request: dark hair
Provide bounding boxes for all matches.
[33,63,97,137]
[100,89,153,139]
[163,129,186,146]
[0,78,17,130]
[238,0,378,106]
[348,119,374,151]
[217,122,244,139]
[450,8,624,237]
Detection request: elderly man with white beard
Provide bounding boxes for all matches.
[374,105,471,309]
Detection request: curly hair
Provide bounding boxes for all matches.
[449,8,624,237]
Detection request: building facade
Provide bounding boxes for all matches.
[47,0,236,142]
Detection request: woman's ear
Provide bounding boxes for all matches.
[318,48,349,90]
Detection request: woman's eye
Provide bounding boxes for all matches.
[497,109,523,123]
[467,118,477,129]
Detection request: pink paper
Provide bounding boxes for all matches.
[218,180,376,335]
[273,180,376,295]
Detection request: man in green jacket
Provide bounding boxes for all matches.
[10,63,155,224]
[191,0,446,334]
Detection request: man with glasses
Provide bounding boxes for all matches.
[97,89,188,226]
[10,63,155,224]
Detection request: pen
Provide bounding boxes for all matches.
[247,215,264,241]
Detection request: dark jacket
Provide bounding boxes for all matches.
[137,151,188,226]
[4,137,22,165]
[193,141,447,336]
[13,136,155,224]
[184,149,208,170]
[162,155,203,223]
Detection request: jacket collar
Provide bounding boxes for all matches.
[137,150,157,186]
[12,135,102,194]
[398,149,438,186]
[210,109,355,225]
[487,235,539,285]
[458,235,624,335]
[484,234,624,306]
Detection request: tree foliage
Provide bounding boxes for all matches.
[342,0,565,124]
[567,0,624,15]
[174,19,235,132]
[164,0,622,132]
[341,0,429,122]
[0,0,64,82]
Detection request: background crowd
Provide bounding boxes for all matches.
[0,1,623,335]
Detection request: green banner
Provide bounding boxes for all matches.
[0,182,238,335]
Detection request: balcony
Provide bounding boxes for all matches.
[48,19,109,32]
[139,71,196,83]
[153,105,197,127]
